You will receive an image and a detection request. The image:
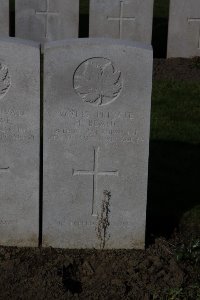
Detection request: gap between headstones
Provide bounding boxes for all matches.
[39,49,44,247]
[9,0,15,37]
[79,0,89,37]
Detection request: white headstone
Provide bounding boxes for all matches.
[43,38,153,249]
[168,0,200,57]
[0,38,40,247]
[89,0,154,44]
[0,1,9,36]
[15,0,79,43]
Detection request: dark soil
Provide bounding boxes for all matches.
[0,234,199,300]
[154,57,200,81]
[0,59,199,299]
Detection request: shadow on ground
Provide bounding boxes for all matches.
[152,18,168,58]
[146,141,200,243]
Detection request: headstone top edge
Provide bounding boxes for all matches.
[0,37,40,49]
[43,38,152,52]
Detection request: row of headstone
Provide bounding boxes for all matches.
[0,1,9,36]
[167,0,200,58]
[15,0,80,43]
[16,0,153,45]
[0,37,153,249]
[1,0,200,58]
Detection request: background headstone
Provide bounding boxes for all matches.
[168,0,200,57]
[0,38,40,247]
[89,0,154,44]
[16,0,79,43]
[43,38,153,249]
[0,1,9,36]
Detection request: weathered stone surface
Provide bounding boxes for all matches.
[0,1,9,36]
[168,0,200,57]
[89,0,154,44]
[43,39,152,249]
[15,0,79,43]
[0,38,40,247]
[43,38,152,249]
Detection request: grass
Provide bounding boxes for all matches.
[147,80,200,240]
[80,0,89,15]
[154,0,170,19]
[151,81,200,144]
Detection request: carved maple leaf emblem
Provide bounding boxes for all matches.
[0,63,10,100]
[74,58,122,106]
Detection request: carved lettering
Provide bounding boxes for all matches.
[0,219,17,225]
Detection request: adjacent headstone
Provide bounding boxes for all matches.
[0,38,40,247]
[43,38,153,249]
[168,0,200,57]
[89,0,154,44]
[0,1,9,36]
[15,0,79,43]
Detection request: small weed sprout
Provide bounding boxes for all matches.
[96,190,111,249]
[176,239,200,264]
[191,56,200,69]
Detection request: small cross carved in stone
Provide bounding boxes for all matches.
[73,147,119,216]
[35,0,59,39]
[107,1,136,39]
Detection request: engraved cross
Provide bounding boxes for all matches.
[188,18,200,49]
[73,147,119,216]
[107,1,136,39]
[35,0,59,38]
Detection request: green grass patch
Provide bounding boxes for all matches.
[151,81,200,144]
[10,0,14,11]
[80,0,89,15]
